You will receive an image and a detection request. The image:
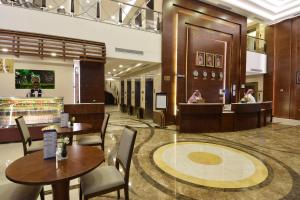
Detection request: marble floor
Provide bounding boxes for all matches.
[0,106,300,200]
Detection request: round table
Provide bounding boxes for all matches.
[42,122,93,135]
[42,123,93,144]
[6,145,104,200]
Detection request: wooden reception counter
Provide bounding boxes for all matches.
[178,102,272,133]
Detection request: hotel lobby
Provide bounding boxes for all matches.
[0,0,300,200]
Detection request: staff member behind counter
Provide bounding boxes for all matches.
[188,90,205,103]
[27,75,43,98]
[241,89,256,103]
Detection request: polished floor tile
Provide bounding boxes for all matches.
[0,107,300,200]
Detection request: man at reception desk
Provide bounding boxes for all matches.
[241,89,256,103]
[188,90,204,103]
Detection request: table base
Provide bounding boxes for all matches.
[52,180,70,200]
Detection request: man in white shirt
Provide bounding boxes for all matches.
[244,89,256,103]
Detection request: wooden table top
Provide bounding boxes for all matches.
[42,123,93,135]
[5,145,104,185]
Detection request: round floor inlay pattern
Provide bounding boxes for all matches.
[153,142,269,189]
[188,152,222,165]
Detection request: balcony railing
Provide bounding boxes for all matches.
[0,0,162,33]
[247,36,266,54]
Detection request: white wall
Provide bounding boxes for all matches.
[0,5,162,63]
[0,56,74,104]
[246,74,264,102]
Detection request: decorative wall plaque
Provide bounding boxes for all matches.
[211,71,216,79]
[202,71,208,79]
[193,70,199,77]
[219,72,224,80]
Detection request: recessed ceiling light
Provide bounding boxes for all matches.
[108,72,112,74]
[119,65,123,68]
[2,48,8,52]
[86,0,90,3]
[51,52,57,57]
[135,63,143,67]
[59,5,64,9]
[111,16,116,20]
[48,5,53,8]
[113,69,116,72]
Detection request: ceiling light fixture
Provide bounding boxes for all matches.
[135,63,143,67]
[51,52,57,57]
[86,0,90,3]
[108,72,112,74]
[119,65,123,68]
[48,5,53,8]
[111,16,116,20]
[59,5,64,9]
[113,69,116,72]
[2,48,8,52]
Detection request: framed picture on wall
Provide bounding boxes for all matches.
[215,54,223,68]
[205,53,214,67]
[297,71,300,84]
[195,51,205,66]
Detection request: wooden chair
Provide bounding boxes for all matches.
[15,116,44,156]
[0,182,42,200]
[15,116,45,200]
[79,126,137,200]
[77,113,110,150]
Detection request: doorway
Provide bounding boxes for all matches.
[121,80,124,105]
[127,80,131,106]
[135,79,141,108]
[145,78,154,118]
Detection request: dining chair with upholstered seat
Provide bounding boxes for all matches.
[15,116,44,156]
[0,182,42,200]
[78,113,110,150]
[79,125,137,200]
[15,116,45,200]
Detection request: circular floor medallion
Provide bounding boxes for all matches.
[153,142,268,189]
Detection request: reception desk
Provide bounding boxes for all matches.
[178,102,272,133]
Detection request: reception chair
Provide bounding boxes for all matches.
[0,182,42,200]
[79,126,137,200]
[15,116,44,156]
[78,113,110,150]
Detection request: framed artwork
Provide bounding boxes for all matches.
[297,71,300,84]
[15,69,55,89]
[195,51,205,66]
[215,54,224,68]
[205,53,214,67]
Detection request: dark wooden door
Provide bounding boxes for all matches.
[127,80,131,106]
[145,78,153,118]
[135,79,141,108]
[121,80,124,105]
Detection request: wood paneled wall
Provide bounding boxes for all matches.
[162,0,247,122]
[80,59,105,103]
[264,17,300,119]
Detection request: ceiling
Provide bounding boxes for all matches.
[200,0,300,24]
[105,57,160,79]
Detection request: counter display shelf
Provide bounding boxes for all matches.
[0,97,63,128]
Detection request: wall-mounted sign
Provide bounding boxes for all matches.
[195,51,205,66]
[205,53,214,67]
[0,58,14,73]
[15,69,55,89]
[215,54,223,68]
[164,75,171,81]
[156,92,167,110]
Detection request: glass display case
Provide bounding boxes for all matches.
[0,97,63,128]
